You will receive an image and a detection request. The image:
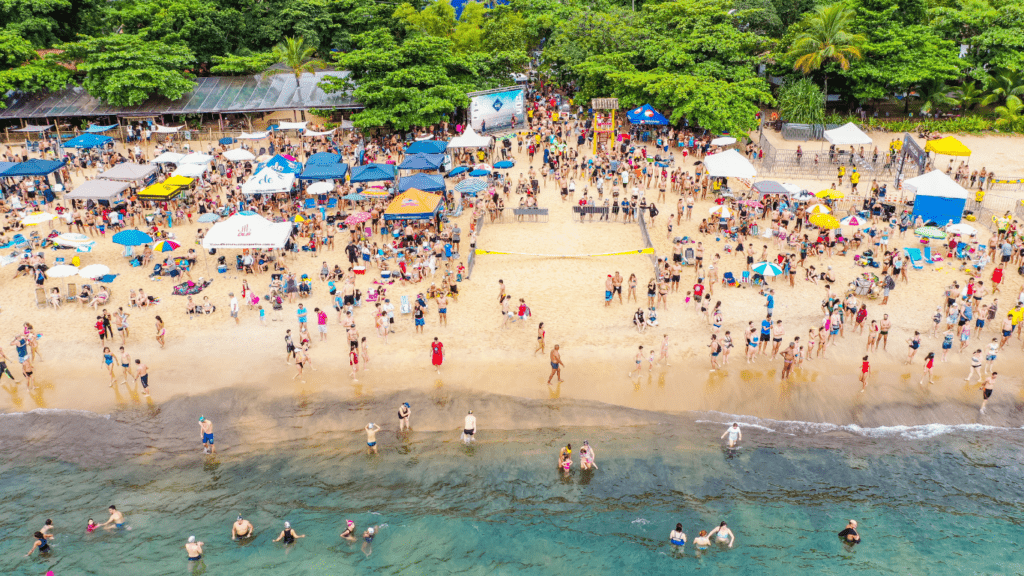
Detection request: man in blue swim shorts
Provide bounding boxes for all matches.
[199,415,215,454]
[604,275,613,306]
[365,422,379,454]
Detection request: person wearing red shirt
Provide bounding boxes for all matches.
[96,316,106,343]
[992,267,1003,292]
[430,337,444,374]
[860,356,870,391]
[692,281,705,311]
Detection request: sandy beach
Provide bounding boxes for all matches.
[1,126,1021,435]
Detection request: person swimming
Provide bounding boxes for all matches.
[26,531,50,556]
[708,521,735,548]
[670,523,687,547]
[364,526,376,544]
[86,519,97,533]
[693,530,711,551]
[185,535,203,561]
[340,519,357,541]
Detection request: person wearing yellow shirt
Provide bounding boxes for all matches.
[837,165,846,184]
[850,170,860,192]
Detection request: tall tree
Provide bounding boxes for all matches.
[776,77,825,124]
[981,69,1024,107]
[786,3,866,98]
[993,95,1024,132]
[269,37,324,87]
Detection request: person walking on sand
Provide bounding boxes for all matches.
[102,346,116,385]
[135,359,149,396]
[398,402,411,431]
[722,423,741,448]
[293,346,307,380]
[437,292,448,327]
[780,342,796,380]
[628,345,644,377]
[547,344,564,384]
[535,322,546,355]
[118,346,133,384]
[155,316,166,348]
[965,349,984,383]
[430,337,444,374]
[879,314,892,350]
[906,331,921,364]
[920,352,936,385]
[461,410,476,444]
[199,415,215,454]
[979,373,996,414]
[860,355,869,392]
[349,344,359,380]
[364,422,380,453]
[21,356,36,391]
[658,334,671,366]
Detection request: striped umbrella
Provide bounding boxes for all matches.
[839,215,864,227]
[20,212,57,226]
[153,240,180,253]
[197,213,221,223]
[344,212,371,226]
[914,226,946,239]
[809,214,840,229]
[808,204,831,215]
[455,179,488,194]
[752,261,783,277]
[709,205,732,218]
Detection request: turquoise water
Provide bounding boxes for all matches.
[3,402,1024,575]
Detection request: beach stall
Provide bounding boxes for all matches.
[626,104,669,125]
[201,213,293,250]
[448,127,491,149]
[703,149,757,178]
[398,153,444,171]
[62,133,113,150]
[925,136,971,162]
[152,152,185,164]
[823,122,872,146]
[383,189,444,221]
[306,152,342,166]
[138,176,194,201]
[404,140,448,155]
[298,163,348,181]
[752,180,790,198]
[100,163,158,184]
[398,173,445,193]
[904,170,969,225]
[242,167,296,195]
[65,179,131,204]
[171,163,210,178]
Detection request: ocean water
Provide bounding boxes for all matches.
[3,397,1024,576]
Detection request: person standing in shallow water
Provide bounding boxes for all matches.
[199,416,215,454]
[838,520,861,544]
[273,521,304,544]
[722,423,741,448]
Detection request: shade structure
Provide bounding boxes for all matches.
[342,193,366,201]
[703,149,756,178]
[257,154,303,174]
[305,181,334,195]
[361,186,391,198]
[197,213,220,223]
[242,167,296,195]
[275,121,307,131]
[752,261,783,277]
[100,163,158,182]
[946,223,977,236]
[840,215,864,227]
[154,124,183,133]
[12,124,51,132]
[752,180,789,196]
[905,170,969,225]
[218,136,237,145]
[709,205,732,218]
[21,212,57,226]
[350,163,397,183]
[78,264,110,279]
[179,153,215,165]
[626,104,669,125]
[447,127,491,148]
[404,140,448,154]
[138,176,193,201]
[46,264,79,278]
[64,179,131,200]
[823,122,872,146]
[454,178,488,195]
[53,233,94,248]
[303,128,335,137]
[810,214,840,229]
[493,160,514,169]
[152,152,185,164]
[398,173,445,193]
[298,163,348,181]
[112,229,154,246]
[201,213,293,250]
[62,133,112,149]
[85,124,118,133]
[816,189,844,200]
[398,153,444,171]
[446,166,469,177]
[222,148,255,162]
[711,136,737,146]
[384,189,444,221]
[808,204,831,215]
[306,152,341,166]
[0,159,65,177]
[914,226,946,239]
[171,163,209,178]
[152,240,180,252]
[925,136,971,157]
[239,132,269,140]
[344,212,371,226]
[469,169,490,177]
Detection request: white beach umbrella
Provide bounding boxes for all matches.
[46,264,79,278]
[711,136,737,146]
[78,264,110,279]
[808,204,831,215]
[306,181,334,195]
[223,148,256,162]
[946,223,977,236]
[21,212,57,226]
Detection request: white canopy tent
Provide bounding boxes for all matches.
[12,125,52,132]
[223,148,256,162]
[179,153,215,165]
[154,124,184,133]
[64,179,131,200]
[100,163,158,182]
[202,213,293,250]
[238,132,269,140]
[448,127,492,149]
[711,136,737,146]
[241,167,296,195]
[824,122,872,146]
[703,149,757,178]
[903,170,969,199]
[152,152,185,164]
[276,121,307,131]
[172,163,210,178]
[303,128,336,137]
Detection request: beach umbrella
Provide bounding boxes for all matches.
[914,226,946,239]
[305,181,334,195]
[807,204,831,215]
[816,189,844,200]
[946,223,976,236]
[752,261,783,277]
[153,240,180,253]
[738,200,763,208]
[46,264,79,278]
[711,136,737,146]
[344,212,372,226]
[53,232,93,248]
[197,213,221,223]
[239,210,257,216]
[294,214,306,223]
[342,193,367,201]
[223,148,255,162]
[78,264,110,279]
[840,215,864,227]
[455,179,488,194]
[474,163,492,171]
[810,214,840,229]
[446,166,469,177]
[493,160,514,169]
[112,229,154,246]
[709,205,732,218]
[469,169,490,177]
[218,137,238,146]
[20,212,57,226]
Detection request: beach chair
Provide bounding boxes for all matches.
[723,272,737,287]
[65,283,76,302]
[326,197,338,209]
[923,245,936,264]
[35,287,46,308]
[683,247,694,265]
[955,243,967,260]
[303,198,316,210]
[400,294,412,314]
[741,271,750,284]
[904,247,924,269]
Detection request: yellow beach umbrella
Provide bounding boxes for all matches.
[815,190,844,200]
[808,204,831,215]
[809,214,840,229]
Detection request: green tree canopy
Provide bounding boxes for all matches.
[786,2,865,97]
[59,34,196,106]
[269,36,325,86]
[777,77,825,124]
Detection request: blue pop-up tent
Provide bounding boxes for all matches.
[63,133,113,149]
[307,152,342,166]
[257,154,303,174]
[405,140,448,154]
[627,104,669,125]
[398,173,445,193]
[398,153,444,171]
[0,159,65,177]
[906,170,969,225]
[85,124,119,133]
[298,163,349,181]
[350,163,397,183]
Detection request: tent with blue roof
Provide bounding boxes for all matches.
[85,124,119,133]
[398,173,445,193]
[256,154,303,174]
[626,104,669,125]
[350,163,397,183]
[398,153,444,171]
[405,140,447,154]
[63,133,113,149]
[0,159,65,177]
[306,152,342,166]
[298,163,349,181]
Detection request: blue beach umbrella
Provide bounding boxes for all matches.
[239,210,256,216]
[455,178,488,194]
[197,213,221,223]
[218,137,237,145]
[112,229,154,246]
[493,160,514,169]
[751,261,783,277]
[446,166,469,177]
[343,193,367,201]
[469,169,490,177]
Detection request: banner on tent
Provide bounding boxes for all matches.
[469,89,525,133]
[475,248,654,257]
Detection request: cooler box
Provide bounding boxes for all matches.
[354,266,366,275]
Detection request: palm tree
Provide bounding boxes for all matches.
[994,95,1024,132]
[953,81,985,111]
[910,79,955,114]
[981,69,1024,107]
[270,37,324,87]
[787,3,866,99]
